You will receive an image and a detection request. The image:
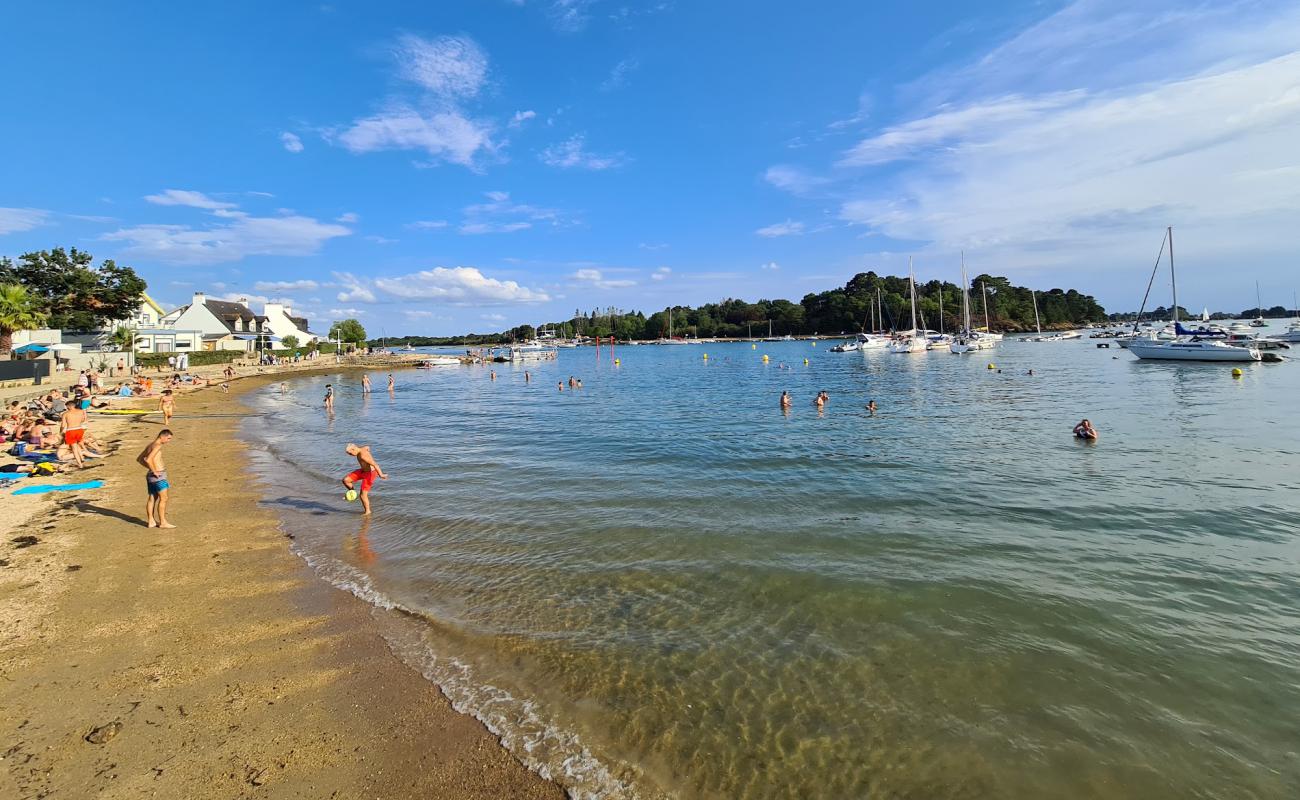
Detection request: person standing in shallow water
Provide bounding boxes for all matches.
[343,443,388,516]
[387,374,395,392]
[780,391,792,410]
[362,374,371,394]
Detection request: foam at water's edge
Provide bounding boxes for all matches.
[286,540,651,800]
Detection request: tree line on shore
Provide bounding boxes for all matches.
[374,272,1108,346]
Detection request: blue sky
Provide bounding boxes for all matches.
[2,0,1298,334]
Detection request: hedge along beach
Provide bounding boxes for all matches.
[0,355,562,799]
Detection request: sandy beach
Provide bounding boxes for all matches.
[0,364,563,799]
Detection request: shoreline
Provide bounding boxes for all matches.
[0,367,564,799]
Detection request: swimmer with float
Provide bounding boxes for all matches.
[342,443,388,515]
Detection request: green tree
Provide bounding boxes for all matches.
[328,319,367,345]
[281,334,300,350]
[0,247,147,331]
[0,284,48,354]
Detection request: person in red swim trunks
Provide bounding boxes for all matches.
[343,443,388,515]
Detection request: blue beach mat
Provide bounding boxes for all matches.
[12,480,105,496]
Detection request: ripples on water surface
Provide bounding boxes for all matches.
[245,339,1300,799]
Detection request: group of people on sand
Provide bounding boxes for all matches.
[2,386,115,467]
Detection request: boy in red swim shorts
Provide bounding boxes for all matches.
[343,443,388,515]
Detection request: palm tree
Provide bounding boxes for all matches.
[0,284,47,355]
[109,326,136,351]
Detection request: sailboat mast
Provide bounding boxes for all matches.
[960,252,971,333]
[982,281,990,332]
[877,288,883,334]
[1169,226,1178,324]
[908,257,918,333]
[938,291,944,335]
[1032,290,1042,335]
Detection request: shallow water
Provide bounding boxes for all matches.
[244,333,1300,799]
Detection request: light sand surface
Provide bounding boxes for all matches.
[0,368,564,799]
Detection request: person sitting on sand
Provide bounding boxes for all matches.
[1073,419,1099,440]
[138,429,175,528]
[159,389,176,425]
[342,443,388,516]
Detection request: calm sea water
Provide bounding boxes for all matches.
[243,330,1300,799]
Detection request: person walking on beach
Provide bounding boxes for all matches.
[362,374,372,394]
[138,429,175,528]
[59,400,89,468]
[159,389,176,425]
[342,443,387,516]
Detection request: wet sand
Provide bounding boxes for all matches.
[0,367,564,799]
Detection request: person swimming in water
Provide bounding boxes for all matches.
[867,400,877,414]
[1073,419,1098,440]
[780,391,792,410]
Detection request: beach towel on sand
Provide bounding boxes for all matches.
[12,480,104,496]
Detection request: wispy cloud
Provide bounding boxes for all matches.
[394,33,488,98]
[755,219,805,237]
[408,219,449,230]
[334,271,378,303]
[105,193,351,265]
[760,261,780,271]
[571,267,635,289]
[0,207,50,235]
[762,166,829,196]
[600,58,638,91]
[254,279,321,292]
[549,0,596,32]
[458,190,572,234]
[281,132,304,153]
[144,189,236,210]
[651,266,671,281]
[639,242,669,251]
[374,266,551,303]
[331,33,498,169]
[539,134,623,170]
[509,109,537,128]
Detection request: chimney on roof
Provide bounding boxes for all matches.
[192,291,206,306]
[238,297,248,305]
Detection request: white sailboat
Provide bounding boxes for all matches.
[888,259,929,354]
[858,287,890,349]
[1250,282,1267,326]
[950,254,993,353]
[1128,227,1260,362]
[657,307,688,344]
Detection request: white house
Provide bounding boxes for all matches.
[261,302,321,345]
[159,292,270,352]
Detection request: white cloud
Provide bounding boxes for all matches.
[366,235,397,244]
[0,207,50,235]
[756,219,805,237]
[639,242,669,251]
[460,221,532,234]
[509,110,537,128]
[143,189,236,211]
[404,309,434,318]
[333,272,378,303]
[651,266,671,281]
[539,134,623,170]
[836,49,1300,284]
[481,312,506,321]
[336,212,359,223]
[329,307,367,317]
[408,219,449,230]
[760,261,780,271]
[254,279,320,292]
[335,107,497,168]
[374,266,550,304]
[571,267,636,289]
[105,197,351,265]
[281,132,304,153]
[394,34,488,98]
[838,93,1080,167]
